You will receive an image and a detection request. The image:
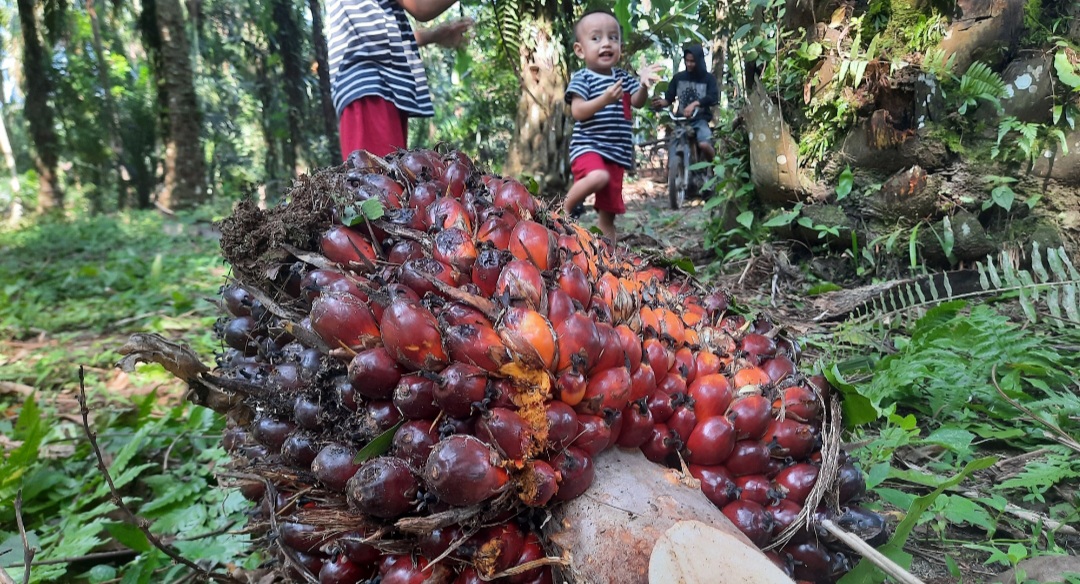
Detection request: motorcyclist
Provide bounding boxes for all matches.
[651,44,717,161]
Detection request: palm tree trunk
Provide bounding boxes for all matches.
[504,13,571,196]
[0,103,23,225]
[273,0,305,176]
[15,0,64,213]
[308,0,339,161]
[155,0,206,210]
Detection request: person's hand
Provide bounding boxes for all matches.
[651,97,669,109]
[431,17,473,49]
[602,80,624,105]
[682,101,699,117]
[638,63,663,89]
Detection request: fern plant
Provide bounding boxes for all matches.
[956,61,1006,115]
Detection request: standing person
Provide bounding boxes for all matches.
[561,9,661,244]
[328,0,473,160]
[651,44,718,161]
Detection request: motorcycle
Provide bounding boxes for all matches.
[661,112,712,210]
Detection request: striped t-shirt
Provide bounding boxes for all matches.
[327,0,434,118]
[565,68,641,169]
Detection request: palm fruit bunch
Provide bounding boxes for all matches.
[210,148,886,584]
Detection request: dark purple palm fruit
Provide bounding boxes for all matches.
[423,435,510,506]
[393,420,440,469]
[311,443,362,492]
[346,456,419,518]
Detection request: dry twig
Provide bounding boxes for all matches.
[15,491,33,584]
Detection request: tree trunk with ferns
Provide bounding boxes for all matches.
[16,0,64,213]
[503,11,572,196]
[154,0,206,210]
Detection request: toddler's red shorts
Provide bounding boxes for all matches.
[339,96,408,160]
[571,152,626,215]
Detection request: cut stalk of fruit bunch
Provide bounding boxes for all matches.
[123,147,884,584]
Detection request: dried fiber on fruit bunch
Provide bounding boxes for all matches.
[156,148,889,584]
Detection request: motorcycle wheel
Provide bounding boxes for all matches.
[667,150,686,210]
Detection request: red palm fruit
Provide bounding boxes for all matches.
[589,323,626,374]
[508,219,556,271]
[443,162,469,198]
[767,499,803,538]
[293,395,322,430]
[285,551,326,581]
[507,533,546,584]
[368,283,421,322]
[476,213,515,250]
[629,362,658,401]
[321,225,377,268]
[280,521,330,554]
[762,354,797,385]
[732,364,771,389]
[689,464,740,508]
[638,305,660,336]
[558,234,592,277]
[726,393,773,440]
[549,289,579,327]
[393,374,440,419]
[701,290,731,318]
[555,367,588,406]
[282,432,320,468]
[424,435,510,506]
[222,316,261,355]
[486,378,518,410]
[472,247,509,297]
[657,308,687,346]
[681,302,707,329]
[347,347,405,400]
[222,285,254,317]
[647,390,676,423]
[379,554,451,584]
[398,258,462,298]
[685,416,737,466]
[498,307,557,372]
[346,456,418,518]
[312,443,362,492]
[397,149,442,182]
[476,408,532,461]
[668,404,698,442]
[640,423,678,464]
[311,292,380,351]
[555,310,604,376]
[614,324,643,373]
[551,446,595,501]
[720,313,747,332]
[726,439,773,477]
[426,196,473,233]
[493,179,538,220]
[380,298,448,372]
[736,474,777,506]
[386,239,425,266]
[556,263,592,307]
[366,400,403,431]
[440,302,491,327]
[764,551,795,579]
[740,332,776,359]
[253,416,296,453]
[775,384,822,423]
[336,375,362,412]
[299,270,345,302]
[418,525,463,560]
[657,372,688,396]
[408,181,441,214]
[694,350,723,377]
[672,346,697,383]
[434,362,488,418]
[588,294,613,324]
[496,259,545,309]
[595,273,632,321]
[837,461,867,503]
[572,414,612,457]
[268,363,308,392]
[604,406,624,450]
[774,463,820,505]
[445,323,513,373]
[785,541,831,584]
[466,522,526,576]
[722,500,773,548]
[763,419,817,460]
[393,420,440,469]
[642,338,674,375]
[520,460,558,506]
[340,529,380,565]
[432,227,478,272]
[545,401,580,451]
[577,366,632,416]
[616,399,655,448]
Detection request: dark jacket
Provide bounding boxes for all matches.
[663,44,718,121]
